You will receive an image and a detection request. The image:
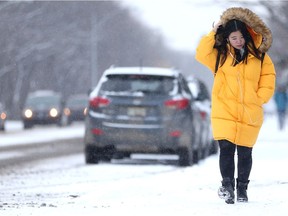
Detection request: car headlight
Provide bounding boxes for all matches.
[49,108,58,117]
[24,109,33,118]
[0,112,7,120]
[64,108,71,116]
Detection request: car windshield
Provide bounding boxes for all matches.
[100,75,175,95]
[26,95,60,107]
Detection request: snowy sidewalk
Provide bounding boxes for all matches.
[0,114,287,216]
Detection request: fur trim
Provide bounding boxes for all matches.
[220,7,272,53]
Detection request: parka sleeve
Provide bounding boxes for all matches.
[195,31,218,73]
[257,53,276,104]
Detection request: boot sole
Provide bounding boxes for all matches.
[237,198,248,202]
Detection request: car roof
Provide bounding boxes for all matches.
[103,67,180,77]
[90,67,181,98]
[27,90,61,98]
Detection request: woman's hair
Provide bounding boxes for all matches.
[214,19,262,70]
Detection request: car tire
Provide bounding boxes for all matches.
[193,149,200,164]
[178,146,193,167]
[209,140,219,155]
[101,146,115,162]
[85,145,100,164]
[85,146,114,164]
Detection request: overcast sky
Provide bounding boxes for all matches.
[121,0,269,52]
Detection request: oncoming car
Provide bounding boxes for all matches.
[84,66,203,166]
[22,90,64,129]
[63,94,88,125]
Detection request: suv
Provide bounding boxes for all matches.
[22,90,64,129]
[187,76,218,156]
[0,102,7,131]
[84,67,202,166]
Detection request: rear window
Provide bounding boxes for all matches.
[100,75,175,95]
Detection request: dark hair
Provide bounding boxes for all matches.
[214,19,262,72]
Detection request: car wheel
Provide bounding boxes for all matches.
[101,147,114,162]
[209,140,219,155]
[178,146,193,167]
[193,149,200,164]
[85,145,100,164]
[85,146,114,164]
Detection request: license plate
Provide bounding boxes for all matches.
[127,107,146,117]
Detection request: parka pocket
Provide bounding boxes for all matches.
[251,90,263,107]
[243,104,263,126]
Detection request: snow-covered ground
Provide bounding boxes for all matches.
[0,112,287,216]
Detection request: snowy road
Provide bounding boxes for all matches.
[0,115,288,216]
[0,138,83,168]
[0,122,84,167]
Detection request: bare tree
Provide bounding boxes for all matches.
[0,1,193,118]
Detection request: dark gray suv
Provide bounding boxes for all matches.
[84,67,202,166]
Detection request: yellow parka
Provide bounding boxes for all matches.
[195,7,276,147]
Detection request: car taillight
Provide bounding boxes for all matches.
[89,97,110,108]
[91,128,104,135]
[169,130,182,137]
[200,111,207,120]
[164,98,189,110]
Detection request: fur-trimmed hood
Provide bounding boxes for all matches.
[220,7,272,53]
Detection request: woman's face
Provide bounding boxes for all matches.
[228,30,245,50]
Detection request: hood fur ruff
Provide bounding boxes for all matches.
[220,7,272,53]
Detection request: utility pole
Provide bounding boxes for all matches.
[90,15,98,89]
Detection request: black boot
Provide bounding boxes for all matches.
[218,178,235,204]
[237,179,249,202]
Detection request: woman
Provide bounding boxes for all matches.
[195,7,276,204]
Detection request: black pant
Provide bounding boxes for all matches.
[218,139,252,182]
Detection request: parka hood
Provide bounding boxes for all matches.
[220,7,272,53]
